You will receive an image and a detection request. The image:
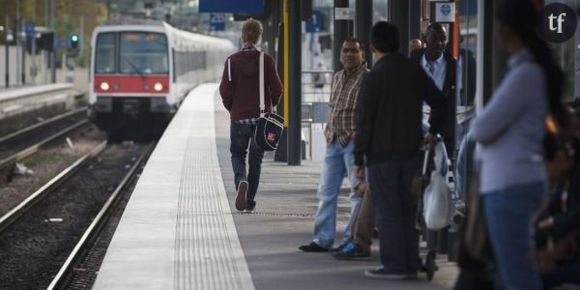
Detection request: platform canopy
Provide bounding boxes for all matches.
[198,0,264,14]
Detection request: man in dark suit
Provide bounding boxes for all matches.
[411,22,457,265]
[354,21,448,280]
[410,23,457,155]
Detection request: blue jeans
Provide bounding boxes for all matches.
[230,122,264,204]
[483,182,546,290]
[368,158,420,274]
[312,140,362,248]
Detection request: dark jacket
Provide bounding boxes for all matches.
[219,49,282,122]
[410,48,457,154]
[354,53,449,166]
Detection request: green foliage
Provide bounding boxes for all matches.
[1,0,107,67]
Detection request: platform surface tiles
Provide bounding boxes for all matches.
[94,83,458,290]
[94,84,254,289]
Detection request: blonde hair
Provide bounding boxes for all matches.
[242,18,263,45]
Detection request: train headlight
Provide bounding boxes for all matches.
[100,82,110,91]
[153,82,163,92]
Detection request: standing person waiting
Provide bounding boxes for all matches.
[469,1,568,289]
[219,19,282,212]
[354,21,448,279]
[411,22,457,156]
[299,38,368,252]
[410,21,457,261]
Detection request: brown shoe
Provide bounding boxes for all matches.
[235,181,248,211]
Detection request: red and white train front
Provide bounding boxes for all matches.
[89,25,176,141]
[89,23,234,140]
[89,28,172,139]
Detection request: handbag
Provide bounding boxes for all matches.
[254,52,284,151]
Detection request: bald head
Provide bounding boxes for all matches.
[409,39,423,54]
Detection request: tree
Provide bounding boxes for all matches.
[1,0,107,66]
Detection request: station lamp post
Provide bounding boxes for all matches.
[5,30,14,88]
[3,17,14,88]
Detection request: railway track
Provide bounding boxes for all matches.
[0,108,89,170]
[0,142,154,289]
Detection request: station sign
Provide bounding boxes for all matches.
[199,0,263,14]
[434,2,455,23]
[25,21,35,38]
[334,7,353,20]
[209,13,226,31]
[306,10,324,33]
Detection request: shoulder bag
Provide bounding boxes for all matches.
[254,52,284,151]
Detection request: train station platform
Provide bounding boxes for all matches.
[0,83,73,101]
[0,83,77,120]
[93,83,458,290]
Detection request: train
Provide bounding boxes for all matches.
[88,21,234,140]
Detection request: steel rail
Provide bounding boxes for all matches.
[0,119,90,169]
[47,142,155,290]
[0,107,88,145]
[0,141,107,233]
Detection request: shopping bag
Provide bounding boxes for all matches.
[423,141,453,230]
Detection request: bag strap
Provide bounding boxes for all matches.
[259,51,265,117]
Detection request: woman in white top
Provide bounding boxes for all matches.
[470,1,568,290]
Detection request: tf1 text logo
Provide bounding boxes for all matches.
[548,12,567,34]
[539,3,577,43]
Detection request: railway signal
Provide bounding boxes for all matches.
[69,33,80,50]
[67,33,80,57]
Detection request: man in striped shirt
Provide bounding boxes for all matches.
[299,38,369,252]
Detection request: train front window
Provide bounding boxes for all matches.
[120,32,169,75]
[95,33,116,74]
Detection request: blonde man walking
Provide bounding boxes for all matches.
[219,19,283,212]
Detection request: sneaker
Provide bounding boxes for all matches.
[330,241,349,252]
[235,181,248,211]
[364,267,407,280]
[298,242,329,252]
[245,200,256,212]
[333,242,370,260]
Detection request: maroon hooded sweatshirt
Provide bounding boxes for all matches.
[219,49,283,122]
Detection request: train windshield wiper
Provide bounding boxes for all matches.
[123,58,146,79]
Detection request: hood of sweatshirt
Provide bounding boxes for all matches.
[231,50,260,78]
